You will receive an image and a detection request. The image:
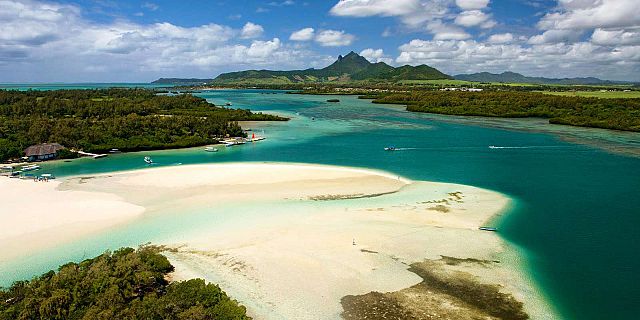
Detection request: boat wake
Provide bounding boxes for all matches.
[488,145,571,149]
[488,146,532,149]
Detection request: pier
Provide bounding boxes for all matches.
[76,151,108,159]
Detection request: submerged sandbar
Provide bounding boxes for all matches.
[0,163,550,319]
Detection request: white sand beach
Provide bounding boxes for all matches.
[0,178,144,263]
[0,163,546,319]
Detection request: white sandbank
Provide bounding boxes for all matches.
[0,178,144,263]
[0,163,548,319]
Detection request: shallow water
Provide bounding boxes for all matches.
[2,89,640,319]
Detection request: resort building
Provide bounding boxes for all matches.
[24,143,65,162]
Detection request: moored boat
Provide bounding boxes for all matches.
[144,156,154,164]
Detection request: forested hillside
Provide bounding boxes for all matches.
[0,89,286,161]
[211,52,451,84]
[0,246,249,320]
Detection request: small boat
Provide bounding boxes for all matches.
[22,165,40,171]
[144,156,154,164]
[204,147,219,152]
[479,227,497,232]
[225,102,232,106]
[109,148,121,153]
[384,146,396,151]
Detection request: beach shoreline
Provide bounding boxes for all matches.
[0,162,553,319]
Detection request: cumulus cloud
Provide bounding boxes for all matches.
[240,22,264,39]
[427,20,471,40]
[314,30,355,46]
[360,48,393,64]
[487,33,514,44]
[0,0,312,82]
[330,0,420,17]
[289,27,315,41]
[396,38,640,80]
[455,0,490,10]
[538,0,640,31]
[454,10,494,28]
[330,0,451,29]
[528,29,582,44]
[591,28,640,46]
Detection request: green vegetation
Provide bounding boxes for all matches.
[0,88,286,161]
[539,90,640,99]
[397,79,473,86]
[0,246,249,320]
[374,91,640,132]
[211,51,451,85]
[454,71,631,86]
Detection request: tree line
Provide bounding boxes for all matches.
[0,89,287,161]
[372,91,640,132]
[0,246,250,320]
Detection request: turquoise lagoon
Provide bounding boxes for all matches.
[2,89,640,319]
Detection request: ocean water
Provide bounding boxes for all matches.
[2,89,640,319]
[0,83,167,90]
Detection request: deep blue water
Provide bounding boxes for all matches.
[3,89,640,319]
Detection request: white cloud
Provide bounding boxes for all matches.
[314,30,355,46]
[528,29,582,44]
[330,0,420,17]
[538,0,640,31]
[455,0,490,10]
[240,22,264,39]
[142,2,158,11]
[360,48,393,64]
[396,38,640,80]
[246,38,282,58]
[330,0,451,29]
[487,33,514,44]
[427,20,471,40]
[290,27,315,41]
[269,0,295,6]
[454,10,493,28]
[591,28,640,46]
[0,0,314,82]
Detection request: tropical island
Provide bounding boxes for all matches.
[164,51,640,132]
[0,89,286,162]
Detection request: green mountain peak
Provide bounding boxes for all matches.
[209,51,451,84]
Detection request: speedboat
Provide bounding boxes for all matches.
[22,164,41,171]
[204,147,219,152]
[144,156,154,164]
[384,146,396,151]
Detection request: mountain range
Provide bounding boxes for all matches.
[152,52,627,86]
[453,71,626,85]
[208,51,451,84]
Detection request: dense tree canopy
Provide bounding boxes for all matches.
[373,91,640,132]
[0,89,286,161]
[0,246,250,320]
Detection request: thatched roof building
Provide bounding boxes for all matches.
[24,143,65,161]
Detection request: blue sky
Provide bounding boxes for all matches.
[1,0,639,82]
